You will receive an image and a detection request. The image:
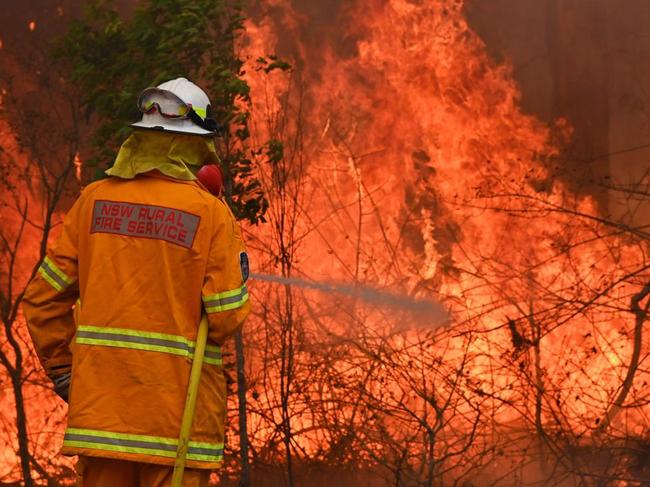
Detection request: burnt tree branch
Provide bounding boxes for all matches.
[597,282,650,433]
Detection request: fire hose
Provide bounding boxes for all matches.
[172,164,220,486]
[171,313,209,487]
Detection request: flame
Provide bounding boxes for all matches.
[28,21,36,32]
[74,153,82,183]
[0,119,72,481]
[0,0,649,483]
[239,0,650,482]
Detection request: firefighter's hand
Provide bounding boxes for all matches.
[51,372,72,402]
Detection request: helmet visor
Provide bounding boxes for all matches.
[137,88,191,118]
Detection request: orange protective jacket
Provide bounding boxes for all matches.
[22,172,250,469]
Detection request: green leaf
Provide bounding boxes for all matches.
[54,0,285,226]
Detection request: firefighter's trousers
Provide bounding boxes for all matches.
[76,456,210,487]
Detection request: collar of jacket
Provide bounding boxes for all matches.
[137,169,215,195]
[106,130,220,181]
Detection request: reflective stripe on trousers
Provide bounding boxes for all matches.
[202,284,249,313]
[64,428,223,463]
[75,326,222,365]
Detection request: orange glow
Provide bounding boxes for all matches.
[1,0,649,484]
[74,153,82,183]
[28,21,36,32]
[238,0,650,482]
[0,119,73,483]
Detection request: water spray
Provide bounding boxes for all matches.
[250,272,450,325]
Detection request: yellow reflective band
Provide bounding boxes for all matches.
[64,428,223,463]
[75,337,188,357]
[44,257,74,284]
[202,285,249,313]
[38,257,74,292]
[193,107,207,119]
[38,268,64,292]
[79,325,190,344]
[203,355,221,366]
[66,427,174,445]
[75,326,222,365]
[186,452,222,462]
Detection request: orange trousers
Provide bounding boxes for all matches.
[76,456,210,487]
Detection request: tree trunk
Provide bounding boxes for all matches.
[2,340,34,487]
[234,330,251,487]
[11,366,33,487]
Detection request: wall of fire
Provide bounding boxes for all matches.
[4,0,650,223]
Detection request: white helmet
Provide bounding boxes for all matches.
[131,77,217,136]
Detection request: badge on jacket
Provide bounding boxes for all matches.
[240,252,249,282]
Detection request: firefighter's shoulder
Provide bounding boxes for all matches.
[216,197,238,223]
[77,178,113,199]
[62,178,112,213]
[184,179,237,222]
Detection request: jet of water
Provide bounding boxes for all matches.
[250,272,450,326]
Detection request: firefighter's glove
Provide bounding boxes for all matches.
[51,372,72,402]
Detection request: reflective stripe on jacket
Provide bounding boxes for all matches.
[22,172,250,469]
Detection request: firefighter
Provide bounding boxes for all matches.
[22,77,250,486]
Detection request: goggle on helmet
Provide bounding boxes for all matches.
[136,87,218,133]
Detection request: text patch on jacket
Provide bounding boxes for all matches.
[91,200,200,249]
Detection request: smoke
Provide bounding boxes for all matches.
[250,272,451,325]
